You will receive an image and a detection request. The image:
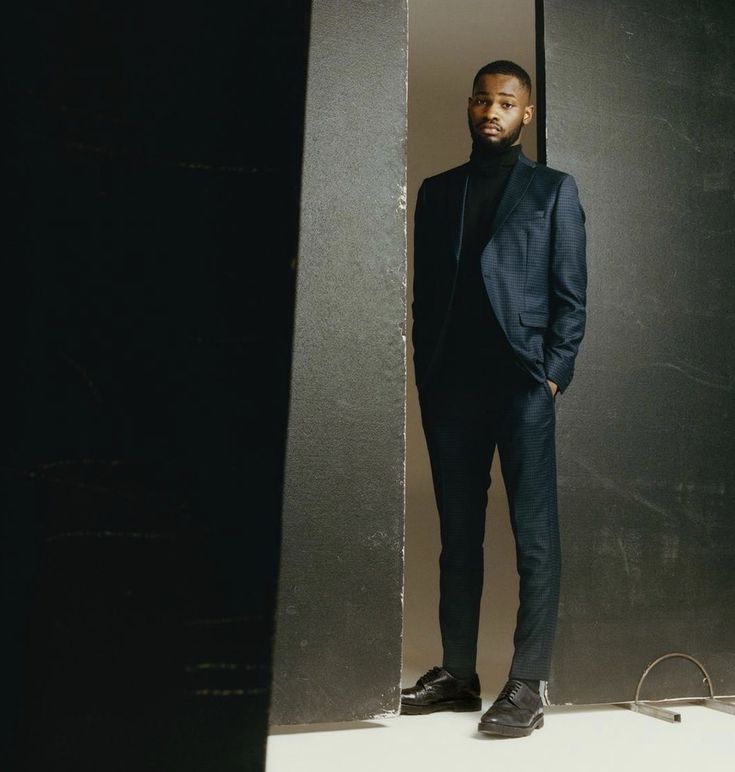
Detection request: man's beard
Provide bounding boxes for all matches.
[467,112,524,154]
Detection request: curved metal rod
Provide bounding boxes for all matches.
[635,652,715,703]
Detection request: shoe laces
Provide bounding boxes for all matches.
[417,665,444,686]
[496,679,523,702]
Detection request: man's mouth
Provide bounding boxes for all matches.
[479,123,501,135]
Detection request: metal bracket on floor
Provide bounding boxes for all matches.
[621,652,735,723]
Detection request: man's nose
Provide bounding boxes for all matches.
[481,102,500,121]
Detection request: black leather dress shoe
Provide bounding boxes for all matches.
[400,666,482,715]
[477,679,544,737]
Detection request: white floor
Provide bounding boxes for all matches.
[267,699,735,772]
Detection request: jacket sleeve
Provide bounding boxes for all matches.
[543,173,587,394]
[411,179,429,356]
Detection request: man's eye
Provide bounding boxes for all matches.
[502,103,514,109]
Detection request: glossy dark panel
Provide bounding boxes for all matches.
[270,0,408,724]
[1,3,311,768]
[542,0,735,704]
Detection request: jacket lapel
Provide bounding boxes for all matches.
[451,166,470,262]
[486,152,537,244]
[449,153,537,262]
[453,151,537,262]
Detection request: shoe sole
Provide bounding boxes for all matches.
[477,714,544,737]
[400,697,482,715]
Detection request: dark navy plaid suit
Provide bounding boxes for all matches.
[412,149,587,680]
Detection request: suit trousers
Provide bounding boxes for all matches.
[418,353,561,680]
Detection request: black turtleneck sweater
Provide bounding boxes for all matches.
[435,142,521,385]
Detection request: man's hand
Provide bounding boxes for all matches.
[547,379,559,397]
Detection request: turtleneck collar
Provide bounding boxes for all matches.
[469,141,522,177]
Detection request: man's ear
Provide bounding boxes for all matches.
[523,104,535,125]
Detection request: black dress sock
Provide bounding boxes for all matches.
[518,678,540,693]
[443,663,476,680]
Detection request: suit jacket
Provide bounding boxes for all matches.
[412,148,587,395]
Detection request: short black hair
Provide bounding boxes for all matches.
[472,60,532,98]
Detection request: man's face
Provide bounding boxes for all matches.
[467,73,534,151]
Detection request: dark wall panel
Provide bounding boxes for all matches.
[542,0,735,704]
[1,3,310,769]
[270,0,408,725]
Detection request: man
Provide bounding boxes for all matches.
[401,60,587,737]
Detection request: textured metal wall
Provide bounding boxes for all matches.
[542,0,735,704]
[270,1,408,724]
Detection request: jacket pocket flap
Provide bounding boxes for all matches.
[509,209,545,221]
[519,311,548,327]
